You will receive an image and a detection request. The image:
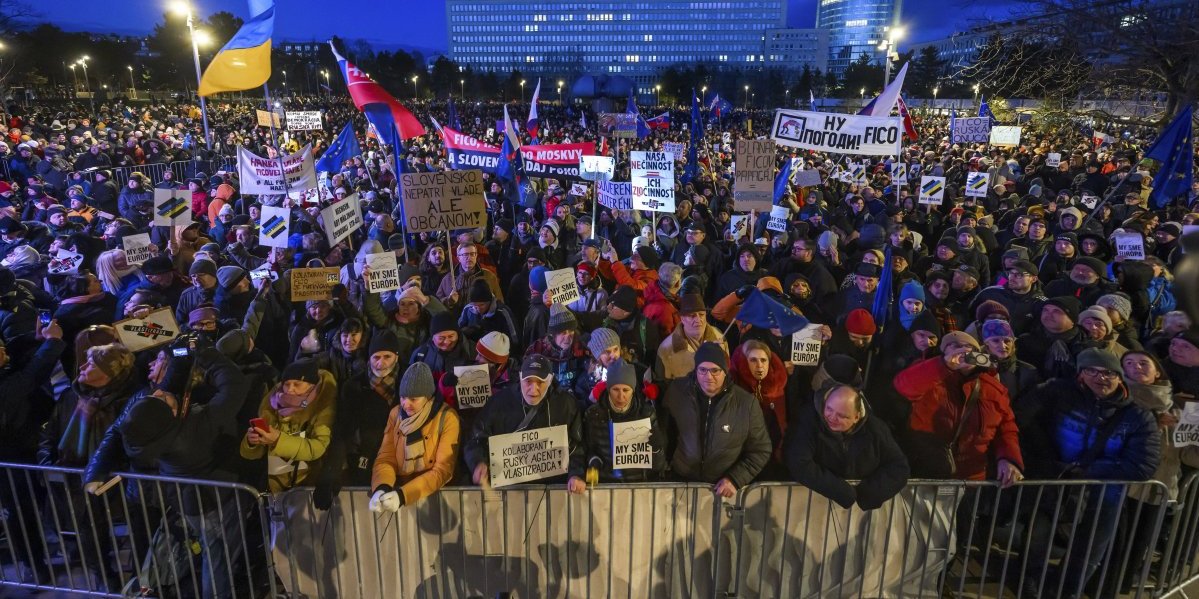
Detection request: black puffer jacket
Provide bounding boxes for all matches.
[580,386,665,482]
[659,375,772,487]
[463,384,584,483]
[783,387,909,510]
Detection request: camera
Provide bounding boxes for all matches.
[961,351,994,369]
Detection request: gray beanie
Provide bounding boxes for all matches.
[587,328,621,358]
[1097,293,1132,322]
[1076,348,1121,373]
[189,258,217,278]
[217,265,246,290]
[547,304,578,335]
[605,359,636,390]
[399,362,436,398]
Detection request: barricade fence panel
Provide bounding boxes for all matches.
[1159,472,1199,595]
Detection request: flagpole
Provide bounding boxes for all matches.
[262,84,292,203]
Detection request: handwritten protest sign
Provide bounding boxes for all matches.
[320,194,365,246]
[286,110,323,131]
[399,170,487,234]
[918,176,946,205]
[612,418,653,470]
[965,172,989,198]
[364,252,400,294]
[1174,403,1199,447]
[949,117,991,144]
[258,206,291,249]
[596,180,631,210]
[734,139,775,211]
[545,267,580,305]
[114,307,180,352]
[790,323,824,365]
[663,142,685,159]
[121,233,153,266]
[989,126,1022,147]
[489,425,569,487]
[48,249,84,275]
[237,145,317,195]
[290,267,341,302]
[1113,231,1145,260]
[453,364,492,409]
[255,109,282,128]
[153,189,193,226]
[631,151,675,212]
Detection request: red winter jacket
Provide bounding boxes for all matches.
[610,260,658,299]
[642,282,679,340]
[893,357,1023,481]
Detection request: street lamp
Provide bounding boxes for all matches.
[700,85,707,105]
[281,70,287,88]
[520,79,526,103]
[558,79,564,103]
[743,84,749,110]
[77,56,90,91]
[879,26,904,87]
[69,64,78,91]
[460,78,465,98]
[973,84,981,104]
[127,65,137,99]
[785,88,790,107]
[170,1,212,147]
[321,69,330,95]
[412,75,419,99]
[860,87,866,99]
[654,84,660,105]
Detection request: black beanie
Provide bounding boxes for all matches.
[368,329,402,356]
[281,359,321,385]
[468,278,494,303]
[693,342,728,371]
[430,311,458,336]
[119,396,176,449]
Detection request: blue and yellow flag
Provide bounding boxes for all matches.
[198,0,275,96]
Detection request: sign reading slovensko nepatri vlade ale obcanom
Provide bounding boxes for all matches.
[400,169,488,234]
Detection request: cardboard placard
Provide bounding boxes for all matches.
[1113,231,1145,260]
[790,323,824,365]
[734,139,775,211]
[47,249,84,275]
[1046,152,1061,168]
[611,418,653,470]
[290,267,341,302]
[579,155,615,182]
[258,205,291,249]
[255,109,283,128]
[114,307,181,353]
[153,188,193,227]
[793,168,822,188]
[730,214,749,242]
[488,425,569,488]
[545,267,580,305]
[766,205,790,232]
[121,233,153,266]
[1174,402,1199,447]
[286,110,323,131]
[453,364,492,409]
[918,176,946,205]
[965,172,989,198]
[363,251,400,294]
[949,117,991,144]
[663,141,685,158]
[399,170,487,234]
[989,126,1022,147]
[320,195,365,246]
[631,151,675,212]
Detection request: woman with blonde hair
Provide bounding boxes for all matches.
[94,248,141,297]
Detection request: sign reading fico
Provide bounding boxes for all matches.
[770,109,902,156]
[630,151,675,212]
[734,139,775,211]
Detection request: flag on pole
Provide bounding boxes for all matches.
[978,95,996,123]
[315,121,361,174]
[708,94,733,121]
[896,95,919,140]
[858,62,909,117]
[447,98,462,131]
[329,41,425,141]
[1145,105,1194,209]
[526,79,541,143]
[736,288,810,336]
[497,105,528,205]
[683,89,701,184]
[871,246,895,328]
[644,112,671,130]
[1093,131,1116,150]
[579,111,587,128]
[198,0,275,96]
[773,158,794,204]
[626,90,650,139]
[809,90,817,111]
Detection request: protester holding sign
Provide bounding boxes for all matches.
[580,359,665,483]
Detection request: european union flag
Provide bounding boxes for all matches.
[737,288,810,336]
[1146,105,1194,209]
[871,246,895,328]
[626,90,650,139]
[683,89,701,184]
[447,98,462,131]
[978,96,996,124]
[773,158,793,204]
[315,120,361,174]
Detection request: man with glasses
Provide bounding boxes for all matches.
[970,259,1047,335]
[1016,348,1160,596]
[175,258,218,326]
[436,241,503,313]
[769,236,837,305]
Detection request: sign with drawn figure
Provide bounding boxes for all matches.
[488,425,569,487]
[730,214,750,242]
[790,323,824,365]
[1113,231,1145,260]
[363,251,400,294]
[48,249,84,275]
[630,151,675,212]
[771,109,902,156]
[453,364,492,409]
[114,307,181,352]
[611,418,653,470]
[545,267,580,305]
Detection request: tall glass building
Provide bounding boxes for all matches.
[446,0,787,91]
[816,0,898,76]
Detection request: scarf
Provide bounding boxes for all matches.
[899,307,921,330]
[56,379,129,466]
[398,400,435,475]
[270,386,316,418]
[370,367,397,403]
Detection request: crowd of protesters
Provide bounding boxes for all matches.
[0,91,1197,596]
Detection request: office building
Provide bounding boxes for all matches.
[815,0,898,77]
[763,28,829,73]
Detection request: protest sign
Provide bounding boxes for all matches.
[631,151,675,212]
[599,113,637,138]
[965,172,989,198]
[771,109,902,156]
[453,364,492,409]
[766,205,790,232]
[48,249,84,275]
[488,425,569,487]
[153,189,193,227]
[612,418,654,470]
[1174,402,1199,447]
[121,233,153,266]
[286,110,323,131]
[722,132,732,144]
[519,142,596,181]
[545,267,580,305]
[918,176,946,205]
[320,195,365,245]
[850,163,868,184]
[734,139,775,211]
[989,126,1022,147]
[114,307,180,352]
[440,126,501,174]
[949,117,991,144]
[792,168,822,188]
[596,180,632,210]
[364,252,400,294]
[399,170,487,234]
[258,206,291,248]
[570,183,589,197]
[891,162,908,185]
[1046,152,1062,168]
[579,155,615,182]
[1080,194,1100,210]
[255,109,282,128]
[730,214,749,241]
[790,323,824,365]
[237,145,318,195]
[663,142,685,158]
[1113,231,1145,260]
[290,267,341,302]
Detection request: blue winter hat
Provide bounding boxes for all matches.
[529,265,549,294]
[899,280,925,304]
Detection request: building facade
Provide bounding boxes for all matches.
[763,28,829,74]
[815,0,897,77]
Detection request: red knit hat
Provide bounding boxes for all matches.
[845,309,877,336]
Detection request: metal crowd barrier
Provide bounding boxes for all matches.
[79,157,236,188]
[3,462,1199,599]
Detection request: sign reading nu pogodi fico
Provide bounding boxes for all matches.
[770,109,902,156]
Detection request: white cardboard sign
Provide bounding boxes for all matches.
[488,425,569,488]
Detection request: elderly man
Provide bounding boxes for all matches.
[655,293,727,381]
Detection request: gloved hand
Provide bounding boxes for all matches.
[312,483,338,511]
[441,372,459,388]
[368,488,402,513]
[735,285,755,300]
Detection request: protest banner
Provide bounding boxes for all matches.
[891,162,908,185]
[286,110,323,131]
[290,267,341,302]
[237,144,318,195]
[793,168,822,187]
[730,214,749,241]
[519,143,596,181]
[399,170,487,234]
[631,151,675,212]
[612,418,654,470]
[255,109,282,128]
[488,425,569,487]
[121,233,153,266]
[790,323,824,365]
[1046,152,1062,168]
[364,252,400,294]
[545,267,580,305]
[770,109,902,156]
[965,172,989,198]
[47,249,84,275]
[766,205,789,232]
[570,183,589,196]
[598,113,637,138]
[1113,231,1145,260]
[989,126,1022,147]
[114,307,180,353]
[949,117,991,144]
[320,195,365,245]
[153,188,193,227]
[596,180,631,210]
[258,206,291,249]
[663,142,685,158]
[918,176,946,205]
[734,139,775,211]
[579,155,615,182]
[1174,402,1199,447]
[453,364,492,409]
[439,126,501,174]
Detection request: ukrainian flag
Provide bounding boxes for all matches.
[198,0,275,97]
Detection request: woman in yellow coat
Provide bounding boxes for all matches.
[369,362,461,512]
[241,358,337,492]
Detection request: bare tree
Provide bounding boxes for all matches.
[0,0,36,36]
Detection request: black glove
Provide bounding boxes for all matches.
[312,482,338,511]
[441,372,458,388]
[735,285,755,300]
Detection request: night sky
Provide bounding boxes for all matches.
[44,0,1020,52]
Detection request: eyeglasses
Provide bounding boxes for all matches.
[457,251,478,258]
[696,366,724,377]
[792,246,810,253]
[1081,367,1118,380]
[1006,271,1031,279]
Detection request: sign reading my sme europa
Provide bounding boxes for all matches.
[399,169,487,233]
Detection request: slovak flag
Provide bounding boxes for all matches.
[329,41,425,141]
[526,78,541,144]
[896,95,919,140]
[1093,131,1116,149]
[709,94,732,118]
[645,112,671,130]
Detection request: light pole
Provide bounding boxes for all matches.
[878,26,904,87]
[700,85,707,105]
[860,87,866,99]
[743,84,749,111]
[460,78,465,98]
[321,69,329,96]
[785,88,790,107]
[69,64,78,92]
[171,1,212,148]
[653,84,660,106]
[127,66,137,99]
[281,69,287,91]
[412,75,419,99]
[973,84,980,104]
[520,79,526,103]
[77,56,90,91]
[557,79,564,103]
[932,86,939,112]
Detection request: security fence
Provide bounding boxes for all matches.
[1,460,1197,598]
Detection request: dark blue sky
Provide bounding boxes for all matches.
[47,0,1017,52]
